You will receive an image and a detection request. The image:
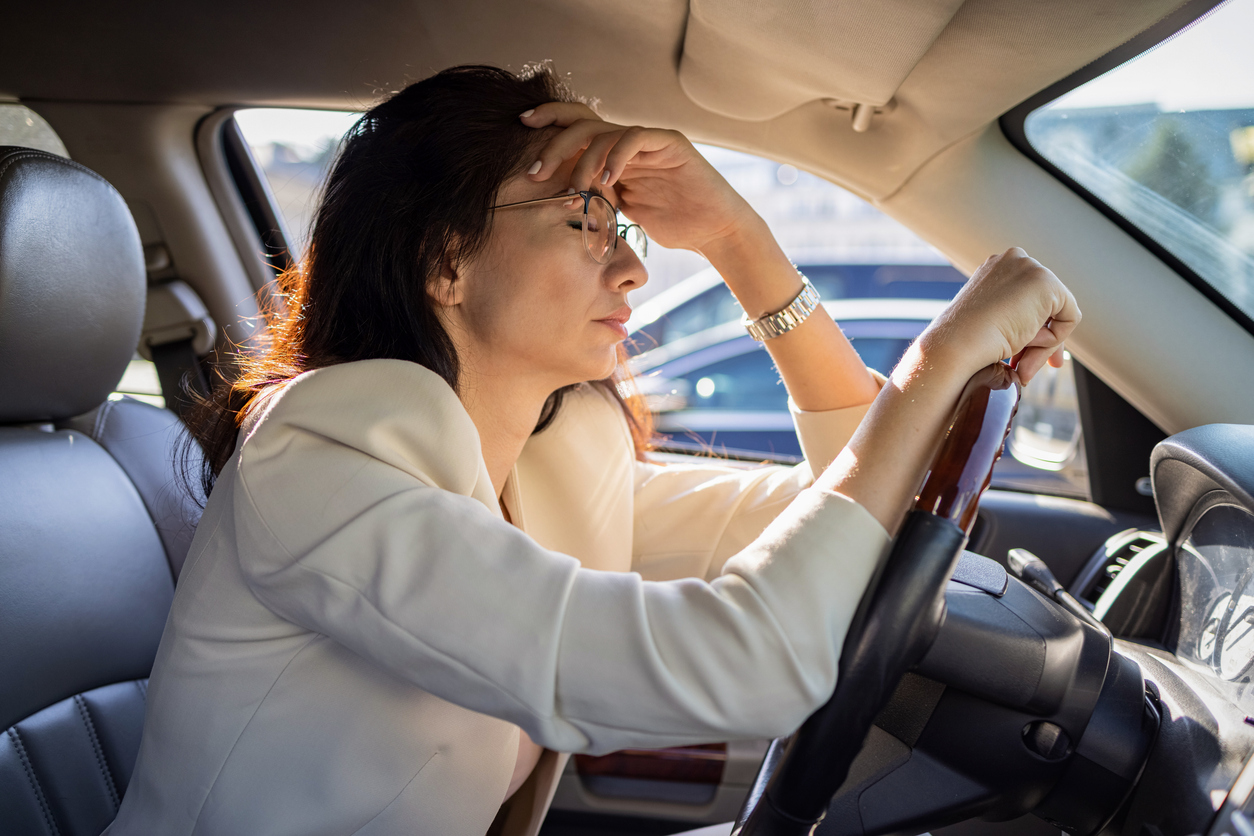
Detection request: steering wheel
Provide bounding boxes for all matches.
[734,362,1021,836]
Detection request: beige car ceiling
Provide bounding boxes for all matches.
[2,0,1186,201]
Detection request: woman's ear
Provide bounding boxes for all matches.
[429,252,464,310]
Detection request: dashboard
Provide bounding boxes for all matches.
[1064,425,1254,835]
[1178,503,1254,705]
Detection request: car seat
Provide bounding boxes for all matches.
[0,146,205,835]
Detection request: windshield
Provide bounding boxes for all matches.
[1024,0,1254,323]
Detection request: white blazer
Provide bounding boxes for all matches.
[105,358,889,836]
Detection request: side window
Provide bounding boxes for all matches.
[670,336,912,410]
[630,147,970,352]
[234,109,360,258]
[649,334,913,416]
[847,337,912,377]
[0,104,68,157]
[114,356,165,408]
[1024,0,1254,325]
[630,266,968,353]
[676,346,788,412]
[803,264,966,301]
[632,283,746,350]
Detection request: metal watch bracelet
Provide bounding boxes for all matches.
[741,275,821,341]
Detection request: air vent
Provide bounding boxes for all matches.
[1074,529,1167,609]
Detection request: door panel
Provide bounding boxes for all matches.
[548,739,769,829]
[575,744,726,804]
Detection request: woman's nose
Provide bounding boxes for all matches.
[606,237,648,292]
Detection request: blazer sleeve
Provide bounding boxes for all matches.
[632,369,886,582]
[789,368,888,474]
[233,422,889,757]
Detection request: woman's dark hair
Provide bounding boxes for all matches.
[184,64,653,500]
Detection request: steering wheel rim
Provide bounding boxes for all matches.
[735,362,1022,836]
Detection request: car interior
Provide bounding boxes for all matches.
[2,1,1254,835]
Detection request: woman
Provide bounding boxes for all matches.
[106,65,1077,836]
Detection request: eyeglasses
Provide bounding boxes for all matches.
[492,190,648,265]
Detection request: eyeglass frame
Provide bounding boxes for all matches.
[491,190,648,264]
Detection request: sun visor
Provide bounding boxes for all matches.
[677,0,966,121]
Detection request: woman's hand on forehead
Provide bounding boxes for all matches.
[519,102,760,255]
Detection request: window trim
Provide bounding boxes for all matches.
[195,108,302,306]
[221,117,296,277]
[998,0,1254,337]
[1072,361,1164,515]
[195,108,278,297]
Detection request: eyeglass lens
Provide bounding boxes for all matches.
[583,194,617,264]
[621,224,647,261]
[583,194,648,264]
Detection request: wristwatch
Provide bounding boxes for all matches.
[742,275,821,341]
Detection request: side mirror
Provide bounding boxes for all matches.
[1007,352,1081,471]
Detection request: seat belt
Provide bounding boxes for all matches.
[150,338,210,420]
[140,279,217,422]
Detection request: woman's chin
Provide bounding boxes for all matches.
[598,349,623,380]
[572,350,621,385]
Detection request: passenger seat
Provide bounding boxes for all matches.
[0,147,204,835]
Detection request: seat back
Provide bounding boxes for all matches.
[0,147,203,835]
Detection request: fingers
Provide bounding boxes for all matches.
[600,126,653,186]
[1045,281,1081,344]
[523,116,622,181]
[568,129,626,192]
[520,102,679,189]
[521,102,600,129]
[1016,282,1078,384]
[1020,320,1071,383]
[957,245,1082,386]
[1007,251,1082,355]
[1021,323,1059,351]
[1015,346,1055,384]
[579,126,680,191]
[1017,301,1077,384]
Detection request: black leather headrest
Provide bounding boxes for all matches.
[0,147,145,423]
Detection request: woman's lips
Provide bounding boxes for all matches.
[596,306,632,339]
[597,319,629,338]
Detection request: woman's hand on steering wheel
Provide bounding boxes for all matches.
[519,102,757,256]
[924,247,1081,385]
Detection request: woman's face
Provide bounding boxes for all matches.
[438,154,648,396]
